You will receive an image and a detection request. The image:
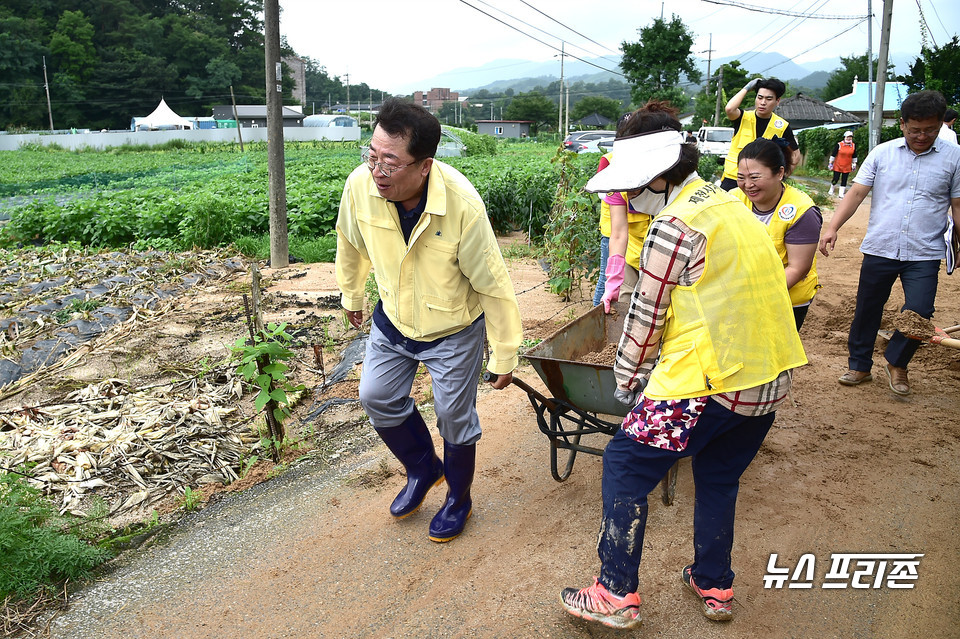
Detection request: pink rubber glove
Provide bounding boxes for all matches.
[601,254,626,313]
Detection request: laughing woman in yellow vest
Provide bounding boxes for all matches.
[719,77,800,191]
[732,138,822,330]
[560,101,806,631]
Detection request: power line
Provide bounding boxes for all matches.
[923,0,951,42]
[731,0,821,63]
[755,17,870,75]
[517,0,621,57]
[702,0,868,19]
[735,0,830,66]
[457,0,625,77]
[467,0,621,67]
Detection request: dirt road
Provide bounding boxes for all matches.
[41,197,960,638]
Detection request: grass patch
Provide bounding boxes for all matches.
[502,240,538,260]
[232,232,337,264]
[0,471,111,600]
[52,298,104,324]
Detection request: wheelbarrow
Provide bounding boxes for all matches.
[494,304,679,506]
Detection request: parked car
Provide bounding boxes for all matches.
[575,132,616,153]
[562,130,595,152]
[697,126,734,161]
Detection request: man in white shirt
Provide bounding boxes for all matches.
[939,108,957,145]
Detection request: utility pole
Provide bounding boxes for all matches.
[230,85,244,151]
[264,0,288,268]
[564,82,569,135]
[871,0,893,150]
[703,34,714,92]
[866,0,874,150]
[345,73,350,116]
[42,56,54,131]
[713,66,724,126]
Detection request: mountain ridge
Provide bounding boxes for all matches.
[402,50,916,95]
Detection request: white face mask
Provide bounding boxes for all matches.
[629,184,670,216]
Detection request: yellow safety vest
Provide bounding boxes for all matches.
[722,110,790,182]
[732,184,820,306]
[643,180,807,401]
[597,153,652,270]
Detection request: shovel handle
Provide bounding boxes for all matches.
[932,335,960,349]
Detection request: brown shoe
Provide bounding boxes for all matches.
[884,364,911,396]
[838,370,872,386]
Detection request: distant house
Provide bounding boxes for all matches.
[211,105,305,128]
[476,120,534,139]
[571,113,613,129]
[776,93,863,131]
[414,88,459,112]
[827,79,911,127]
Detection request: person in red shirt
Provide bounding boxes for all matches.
[828,130,857,197]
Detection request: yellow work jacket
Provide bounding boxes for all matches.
[643,180,807,401]
[335,161,522,374]
[732,184,820,306]
[597,153,652,269]
[722,110,790,182]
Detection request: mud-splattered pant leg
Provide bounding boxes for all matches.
[596,400,776,596]
[688,407,775,591]
[597,429,679,596]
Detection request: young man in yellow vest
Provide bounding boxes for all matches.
[720,77,800,191]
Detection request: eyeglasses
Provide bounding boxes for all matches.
[361,150,416,177]
[902,125,940,137]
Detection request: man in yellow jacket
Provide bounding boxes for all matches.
[719,77,800,191]
[336,98,522,542]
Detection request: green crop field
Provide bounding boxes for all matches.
[0,139,603,262]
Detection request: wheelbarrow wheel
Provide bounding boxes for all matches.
[660,461,679,506]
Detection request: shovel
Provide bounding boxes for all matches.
[895,310,960,350]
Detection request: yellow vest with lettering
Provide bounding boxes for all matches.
[732,184,820,306]
[597,153,652,269]
[722,110,790,182]
[643,180,807,401]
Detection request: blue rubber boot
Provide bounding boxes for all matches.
[375,409,444,519]
[428,441,476,542]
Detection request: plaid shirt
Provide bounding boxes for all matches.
[614,206,791,418]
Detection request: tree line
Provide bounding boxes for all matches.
[2,3,955,133]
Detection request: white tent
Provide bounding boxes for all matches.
[134,98,193,131]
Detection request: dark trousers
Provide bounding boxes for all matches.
[848,254,939,372]
[831,171,850,187]
[597,399,775,596]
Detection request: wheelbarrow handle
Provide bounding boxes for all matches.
[483,371,559,412]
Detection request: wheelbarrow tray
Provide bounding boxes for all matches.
[523,304,628,418]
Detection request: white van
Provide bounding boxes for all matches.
[697,126,734,160]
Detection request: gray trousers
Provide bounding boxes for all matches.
[358,317,486,445]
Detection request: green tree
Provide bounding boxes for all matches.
[620,15,701,109]
[48,10,96,82]
[692,61,750,128]
[898,35,960,104]
[822,53,894,102]
[570,96,622,124]
[504,91,556,134]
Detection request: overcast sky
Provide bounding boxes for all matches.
[280,0,958,94]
